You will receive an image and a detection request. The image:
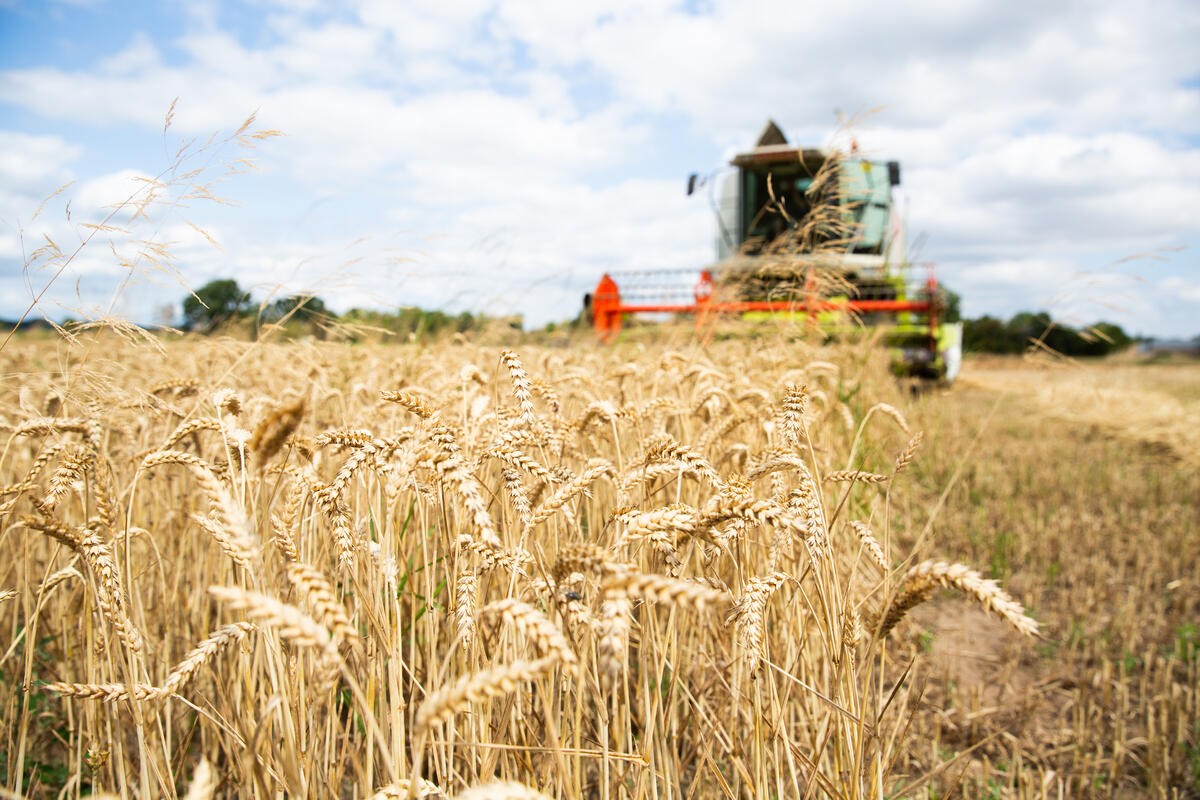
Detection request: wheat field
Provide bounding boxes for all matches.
[0,330,1196,799]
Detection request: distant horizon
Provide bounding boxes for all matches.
[3,297,1192,344]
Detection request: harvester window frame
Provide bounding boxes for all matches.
[739,160,829,255]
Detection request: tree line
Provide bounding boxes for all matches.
[935,289,1133,356]
[962,311,1133,356]
[182,278,494,339]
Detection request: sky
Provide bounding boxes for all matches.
[1,0,1198,337]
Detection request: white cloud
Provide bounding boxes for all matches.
[0,131,79,200]
[0,0,1197,335]
[1160,276,1200,305]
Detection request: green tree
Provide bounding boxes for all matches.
[183,279,250,332]
[262,294,329,324]
[939,287,962,323]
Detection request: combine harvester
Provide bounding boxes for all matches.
[588,121,962,383]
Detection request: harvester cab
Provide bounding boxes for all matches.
[590,120,963,383]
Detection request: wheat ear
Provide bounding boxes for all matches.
[416,657,557,731]
[602,572,732,611]
[876,560,1039,639]
[865,402,912,435]
[381,390,439,420]
[250,397,306,464]
[162,622,255,696]
[368,778,446,799]
[209,586,339,685]
[286,562,357,645]
[455,565,479,652]
[824,470,889,484]
[781,383,809,448]
[482,599,578,670]
[727,572,791,673]
[43,682,164,703]
[20,515,144,655]
[893,431,924,474]
[500,350,536,427]
[849,521,888,571]
[182,757,218,800]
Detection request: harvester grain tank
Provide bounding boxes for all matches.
[589,120,962,382]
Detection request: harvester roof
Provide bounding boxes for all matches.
[731,119,828,170]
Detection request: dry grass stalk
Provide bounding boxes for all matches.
[182,757,218,800]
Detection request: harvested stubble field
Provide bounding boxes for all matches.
[0,332,1196,799]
